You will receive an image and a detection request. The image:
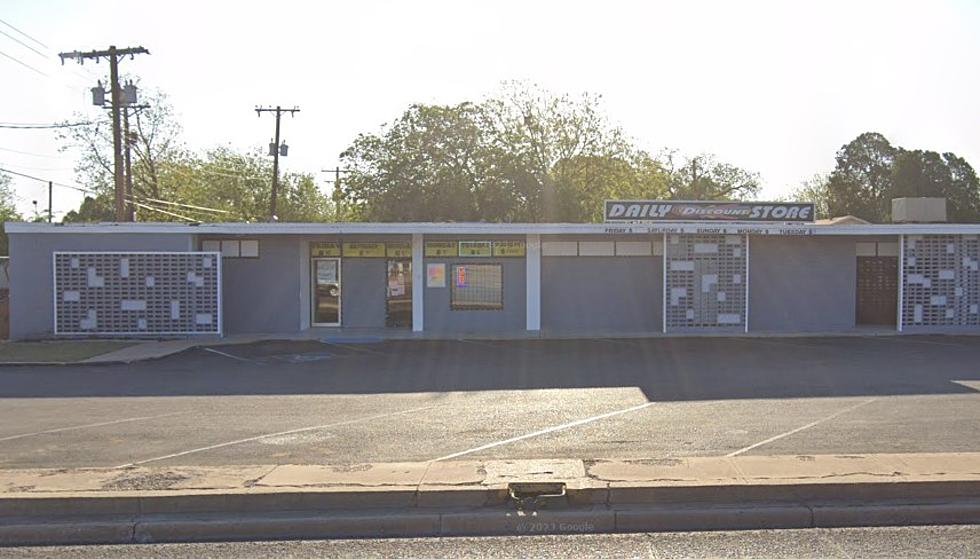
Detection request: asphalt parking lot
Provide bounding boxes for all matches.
[0,335,978,469]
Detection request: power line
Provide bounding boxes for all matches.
[0,47,47,76]
[0,145,64,159]
[60,45,150,221]
[0,18,49,50]
[0,27,46,59]
[0,121,91,129]
[0,166,97,194]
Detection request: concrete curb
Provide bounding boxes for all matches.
[3,500,979,546]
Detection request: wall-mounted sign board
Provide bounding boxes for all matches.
[425,241,458,257]
[342,242,386,257]
[605,200,815,223]
[311,242,341,257]
[386,241,412,258]
[492,241,526,257]
[459,241,492,257]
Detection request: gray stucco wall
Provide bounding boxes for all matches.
[748,236,858,332]
[423,257,526,334]
[220,237,301,335]
[8,232,193,339]
[541,256,663,333]
[340,258,387,328]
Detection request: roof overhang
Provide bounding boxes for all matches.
[6,221,980,236]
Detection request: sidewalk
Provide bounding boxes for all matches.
[76,327,976,365]
[3,453,979,545]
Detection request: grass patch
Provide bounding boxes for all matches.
[0,341,137,363]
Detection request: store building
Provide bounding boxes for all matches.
[5,199,980,340]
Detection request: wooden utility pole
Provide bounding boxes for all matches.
[59,45,149,221]
[256,105,299,221]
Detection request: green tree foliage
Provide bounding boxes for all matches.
[0,172,22,255]
[662,152,760,200]
[60,81,335,223]
[818,132,980,222]
[339,83,753,222]
[788,174,832,220]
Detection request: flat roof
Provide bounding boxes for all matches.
[6,221,980,236]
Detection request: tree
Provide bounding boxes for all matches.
[58,82,185,212]
[0,172,22,255]
[824,132,980,222]
[338,83,729,223]
[661,152,760,200]
[788,174,832,220]
[826,132,899,222]
[60,78,336,224]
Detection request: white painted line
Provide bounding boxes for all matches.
[117,404,438,468]
[726,399,877,457]
[0,412,185,443]
[430,401,656,462]
[202,347,257,362]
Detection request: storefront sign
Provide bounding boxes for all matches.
[386,241,412,258]
[425,241,458,257]
[342,242,386,257]
[459,241,492,257]
[426,263,446,287]
[493,241,526,257]
[311,242,341,257]
[604,200,814,223]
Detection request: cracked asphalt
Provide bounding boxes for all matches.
[0,336,978,469]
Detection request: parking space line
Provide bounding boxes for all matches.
[202,347,259,363]
[725,398,877,457]
[870,337,970,348]
[116,404,439,468]
[0,412,186,443]
[430,401,656,462]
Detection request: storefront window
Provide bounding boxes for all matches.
[451,264,503,310]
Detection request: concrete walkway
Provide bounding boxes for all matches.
[3,452,978,503]
[2,453,979,545]
[78,326,933,364]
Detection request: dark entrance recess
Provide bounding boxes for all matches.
[386,260,412,327]
[856,256,898,325]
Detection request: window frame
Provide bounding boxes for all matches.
[200,239,260,259]
[450,263,504,311]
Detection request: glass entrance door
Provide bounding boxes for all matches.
[386,260,412,327]
[312,258,341,326]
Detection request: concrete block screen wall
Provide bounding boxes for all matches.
[54,252,221,336]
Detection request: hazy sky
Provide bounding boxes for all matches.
[1,0,978,219]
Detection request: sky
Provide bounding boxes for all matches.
[1,0,978,220]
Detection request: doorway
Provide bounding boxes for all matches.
[386,260,412,328]
[856,256,897,325]
[312,258,341,326]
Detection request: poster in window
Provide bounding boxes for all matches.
[455,265,467,287]
[426,263,446,287]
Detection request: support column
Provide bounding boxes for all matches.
[526,234,541,331]
[412,233,424,332]
[897,235,904,333]
[744,234,750,333]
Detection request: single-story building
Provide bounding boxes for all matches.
[5,199,980,340]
